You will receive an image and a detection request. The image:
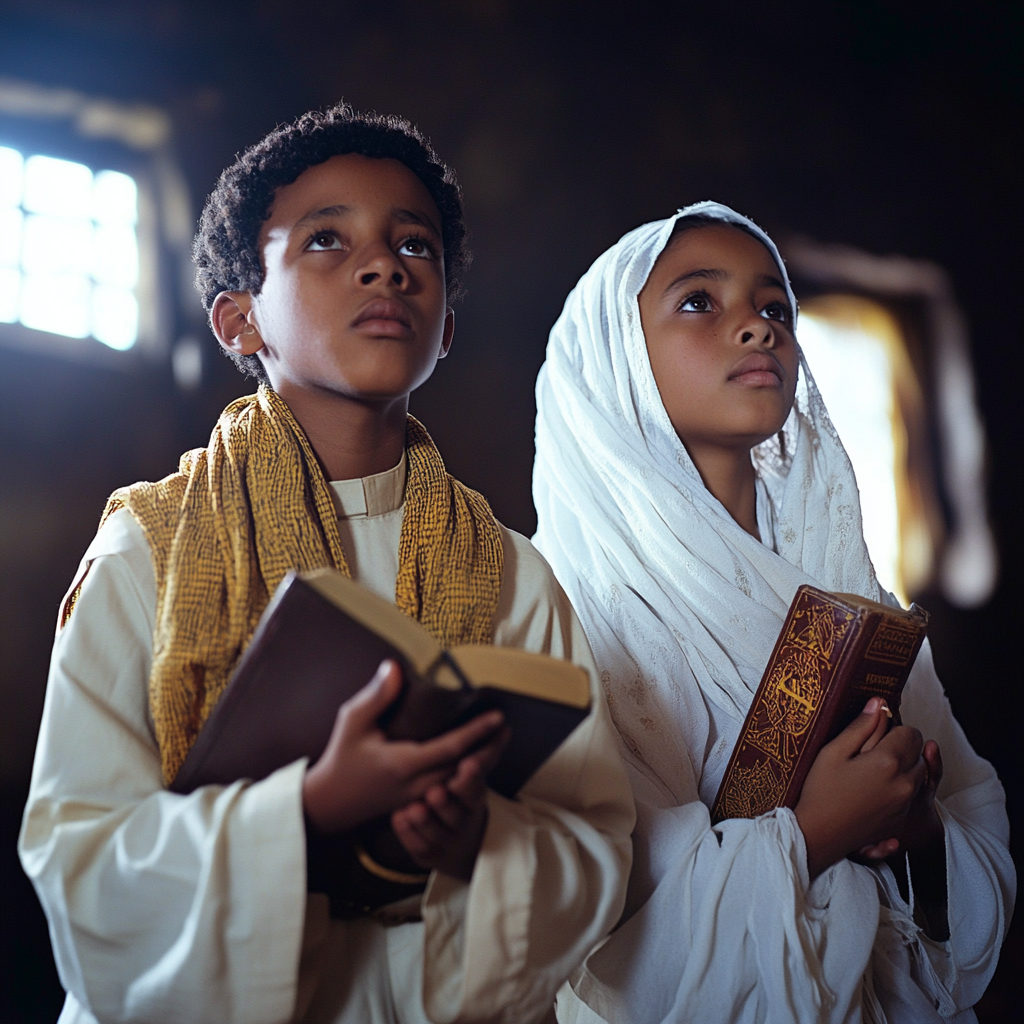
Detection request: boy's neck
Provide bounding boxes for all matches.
[275,382,409,482]
[684,441,760,541]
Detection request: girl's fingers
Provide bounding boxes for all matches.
[831,698,889,759]
[923,740,943,792]
[858,702,892,755]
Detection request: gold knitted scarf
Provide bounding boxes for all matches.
[99,386,503,784]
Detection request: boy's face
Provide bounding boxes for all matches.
[639,224,799,458]
[218,153,453,403]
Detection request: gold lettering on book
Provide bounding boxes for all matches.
[865,620,919,666]
[716,600,852,820]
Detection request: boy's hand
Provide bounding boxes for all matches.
[392,725,510,882]
[795,697,927,880]
[302,660,505,835]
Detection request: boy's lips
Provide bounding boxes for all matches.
[728,352,784,387]
[351,298,413,335]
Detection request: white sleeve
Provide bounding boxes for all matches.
[18,511,308,1024]
[418,529,635,1024]
[866,639,1015,1019]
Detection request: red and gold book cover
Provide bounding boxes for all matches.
[710,586,928,825]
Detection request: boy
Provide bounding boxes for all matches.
[20,104,634,1024]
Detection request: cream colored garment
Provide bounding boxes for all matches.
[533,203,1014,1022]
[20,456,634,1024]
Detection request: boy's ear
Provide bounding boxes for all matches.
[438,307,455,360]
[210,291,264,356]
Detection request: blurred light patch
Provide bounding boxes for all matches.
[799,296,934,606]
[0,145,139,349]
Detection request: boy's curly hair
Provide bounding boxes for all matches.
[193,102,471,382]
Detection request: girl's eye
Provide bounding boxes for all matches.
[761,302,792,324]
[398,236,435,259]
[307,231,344,251]
[679,291,713,313]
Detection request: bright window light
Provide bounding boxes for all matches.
[0,145,139,349]
[798,296,928,606]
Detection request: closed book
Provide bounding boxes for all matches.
[171,568,591,915]
[710,585,928,825]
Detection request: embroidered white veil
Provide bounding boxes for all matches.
[533,203,888,1021]
[534,201,881,805]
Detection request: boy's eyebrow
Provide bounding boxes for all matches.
[293,204,442,238]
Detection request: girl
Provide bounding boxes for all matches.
[533,202,1013,1023]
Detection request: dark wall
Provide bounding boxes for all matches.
[1,2,1019,1021]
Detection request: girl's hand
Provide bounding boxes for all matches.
[302,660,505,834]
[795,697,927,880]
[392,724,510,881]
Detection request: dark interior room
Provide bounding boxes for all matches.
[1,2,1020,1020]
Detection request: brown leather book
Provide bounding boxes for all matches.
[171,568,591,915]
[710,585,928,825]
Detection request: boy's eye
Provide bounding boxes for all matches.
[678,291,713,313]
[761,302,792,324]
[307,231,344,251]
[398,236,435,259]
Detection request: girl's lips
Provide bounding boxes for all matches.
[728,353,783,387]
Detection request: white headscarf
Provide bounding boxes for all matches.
[534,201,879,806]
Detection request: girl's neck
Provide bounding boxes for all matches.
[275,381,409,482]
[684,441,760,540]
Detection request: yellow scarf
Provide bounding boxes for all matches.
[99,386,503,784]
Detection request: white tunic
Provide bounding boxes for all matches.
[532,204,1015,1023]
[20,455,635,1024]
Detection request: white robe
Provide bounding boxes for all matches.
[532,203,1015,1023]
[20,454,635,1024]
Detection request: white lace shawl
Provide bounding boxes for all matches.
[533,204,1012,1022]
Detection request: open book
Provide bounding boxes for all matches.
[170,568,591,914]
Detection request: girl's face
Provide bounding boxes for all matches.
[639,223,799,458]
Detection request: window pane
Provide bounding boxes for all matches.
[0,208,22,266]
[0,147,23,207]
[23,155,94,218]
[93,170,137,224]
[93,223,138,287]
[92,285,137,350]
[0,267,20,322]
[798,306,902,600]
[20,273,91,338]
[21,214,94,276]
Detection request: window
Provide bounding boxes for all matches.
[0,145,139,350]
[786,238,997,609]
[798,295,934,606]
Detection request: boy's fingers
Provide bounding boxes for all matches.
[406,710,504,775]
[339,660,402,732]
[425,784,469,830]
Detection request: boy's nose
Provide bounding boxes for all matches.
[356,249,407,289]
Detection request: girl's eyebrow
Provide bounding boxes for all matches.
[661,267,727,295]
[661,268,789,297]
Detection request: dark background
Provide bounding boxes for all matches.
[1,1,1020,1020]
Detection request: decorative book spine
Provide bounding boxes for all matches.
[710,586,928,825]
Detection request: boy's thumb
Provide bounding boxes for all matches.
[344,660,402,726]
